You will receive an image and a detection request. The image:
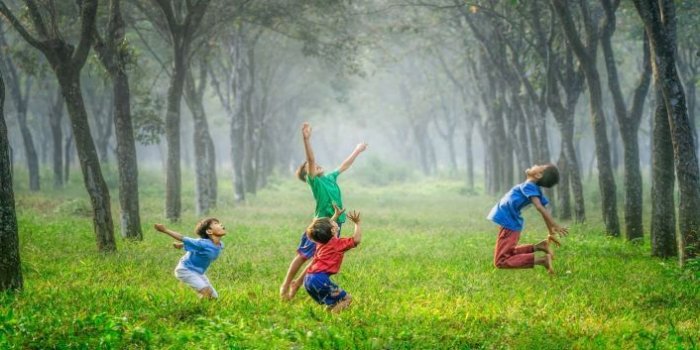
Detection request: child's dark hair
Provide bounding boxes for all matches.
[194,217,219,239]
[296,161,308,182]
[306,218,334,244]
[536,164,560,188]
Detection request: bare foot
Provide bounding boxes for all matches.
[279,284,291,301]
[329,295,352,313]
[288,279,303,299]
[544,253,555,275]
[536,239,555,259]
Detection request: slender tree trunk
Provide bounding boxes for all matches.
[113,69,142,239]
[601,1,650,241]
[0,68,23,291]
[49,91,65,188]
[64,132,73,184]
[552,0,620,235]
[16,100,40,191]
[557,146,572,220]
[165,52,185,221]
[58,69,116,251]
[185,65,216,215]
[650,88,677,257]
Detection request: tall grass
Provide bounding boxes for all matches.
[1,170,698,349]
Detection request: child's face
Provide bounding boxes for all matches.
[525,164,547,179]
[207,221,226,237]
[330,221,339,236]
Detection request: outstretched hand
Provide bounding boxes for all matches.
[173,242,184,249]
[547,234,561,248]
[347,210,361,224]
[552,225,568,237]
[332,204,346,218]
[302,122,312,139]
[154,223,166,233]
[355,142,368,153]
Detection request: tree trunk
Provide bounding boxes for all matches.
[552,0,620,235]
[16,97,40,191]
[64,132,73,183]
[557,146,572,220]
[58,69,116,252]
[650,88,677,257]
[184,64,216,215]
[164,52,185,221]
[634,0,700,264]
[49,91,65,188]
[113,69,142,240]
[600,0,650,241]
[0,67,23,291]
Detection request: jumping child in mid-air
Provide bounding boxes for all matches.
[302,205,362,313]
[154,218,226,299]
[487,164,567,274]
[279,122,367,300]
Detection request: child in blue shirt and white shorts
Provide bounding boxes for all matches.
[154,218,226,299]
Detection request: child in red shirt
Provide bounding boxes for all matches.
[301,206,362,313]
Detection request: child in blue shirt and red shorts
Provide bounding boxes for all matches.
[300,205,362,313]
[154,218,226,299]
[487,164,568,274]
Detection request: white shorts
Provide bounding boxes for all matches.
[174,264,218,298]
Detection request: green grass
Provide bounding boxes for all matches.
[1,171,699,349]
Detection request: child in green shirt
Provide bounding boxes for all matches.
[280,122,367,300]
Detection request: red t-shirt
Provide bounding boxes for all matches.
[306,236,357,275]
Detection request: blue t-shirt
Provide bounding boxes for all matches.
[487,181,549,231]
[178,237,223,275]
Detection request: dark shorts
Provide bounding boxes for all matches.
[304,272,347,306]
[297,222,342,259]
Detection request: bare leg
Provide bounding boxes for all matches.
[534,253,554,274]
[329,295,353,313]
[280,254,308,300]
[534,239,554,258]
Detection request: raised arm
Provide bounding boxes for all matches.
[347,210,362,245]
[330,203,346,222]
[154,223,184,242]
[301,122,318,178]
[531,197,568,245]
[338,143,368,173]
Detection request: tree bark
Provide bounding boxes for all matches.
[600,0,651,241]
[634,0,700,264]
[1,61,39,191]
[0,0,116,251]
[650,88,677,257]
[49,90,65,188]
[93,0,142,240]
[0,66,23,291]
[58,69,116,251]
[552,0,620,236]
[184,60,217,215]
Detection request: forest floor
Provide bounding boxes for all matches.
[1,171,698,349]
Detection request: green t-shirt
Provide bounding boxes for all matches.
[307,169,345,223]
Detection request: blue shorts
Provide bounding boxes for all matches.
[297,222,342,259]
[304,272,347,306]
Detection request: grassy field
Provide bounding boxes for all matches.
[1,170,699,349]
